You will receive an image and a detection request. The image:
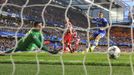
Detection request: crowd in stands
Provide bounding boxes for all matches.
[110,27,132,46]
[0,37,15,52]
[110,27,131,38]
[1,5,88,28]
[0,14,33,28]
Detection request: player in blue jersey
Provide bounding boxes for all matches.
[88,12,109,52]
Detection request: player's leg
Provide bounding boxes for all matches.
[67,40,74,53]
[63,35,68,53]
[64,44,72,53]
[64,37,74,53]
[89,36,95,41]
[82,35,95,54]
[68,37,74,53]
[63,43,71,53]
[89,32,105,52]
[64,43,68,53]
[73,39,80,51]
[68,43,73,53]
[89,35,101,52]
[87,34,96,52]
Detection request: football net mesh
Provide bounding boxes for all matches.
[0,0,133,75]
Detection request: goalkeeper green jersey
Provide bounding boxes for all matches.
[7,29,49,53]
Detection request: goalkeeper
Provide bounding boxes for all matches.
[4,22,58,54]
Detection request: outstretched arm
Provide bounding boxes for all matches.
[101,19,109,30]
[32,34,49,51]
[65,19,73,34]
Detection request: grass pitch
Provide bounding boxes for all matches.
[0,52,133,75]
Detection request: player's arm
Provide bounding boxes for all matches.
[88,16,99,22]
[101,18,109,30]
[65,18,73,28]
[103,24,109,29]
[31,34,49,51]
[100,24,109,30]
[83,13,94,19]
[65,21,73,34]
[69,27,73,34]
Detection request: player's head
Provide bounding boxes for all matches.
[33,22,44,30]
[98,12,104,18]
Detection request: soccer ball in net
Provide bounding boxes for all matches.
[107,46,121,59]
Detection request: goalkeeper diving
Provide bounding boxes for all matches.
[2,22,59,54]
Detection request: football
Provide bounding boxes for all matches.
[107,46,121,59]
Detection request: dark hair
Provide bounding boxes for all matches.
[98,11,104,16]
[99,11,103,14]
[99,10,103,13]
[33,22,42,27]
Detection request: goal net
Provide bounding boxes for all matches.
[0,0,133,75]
